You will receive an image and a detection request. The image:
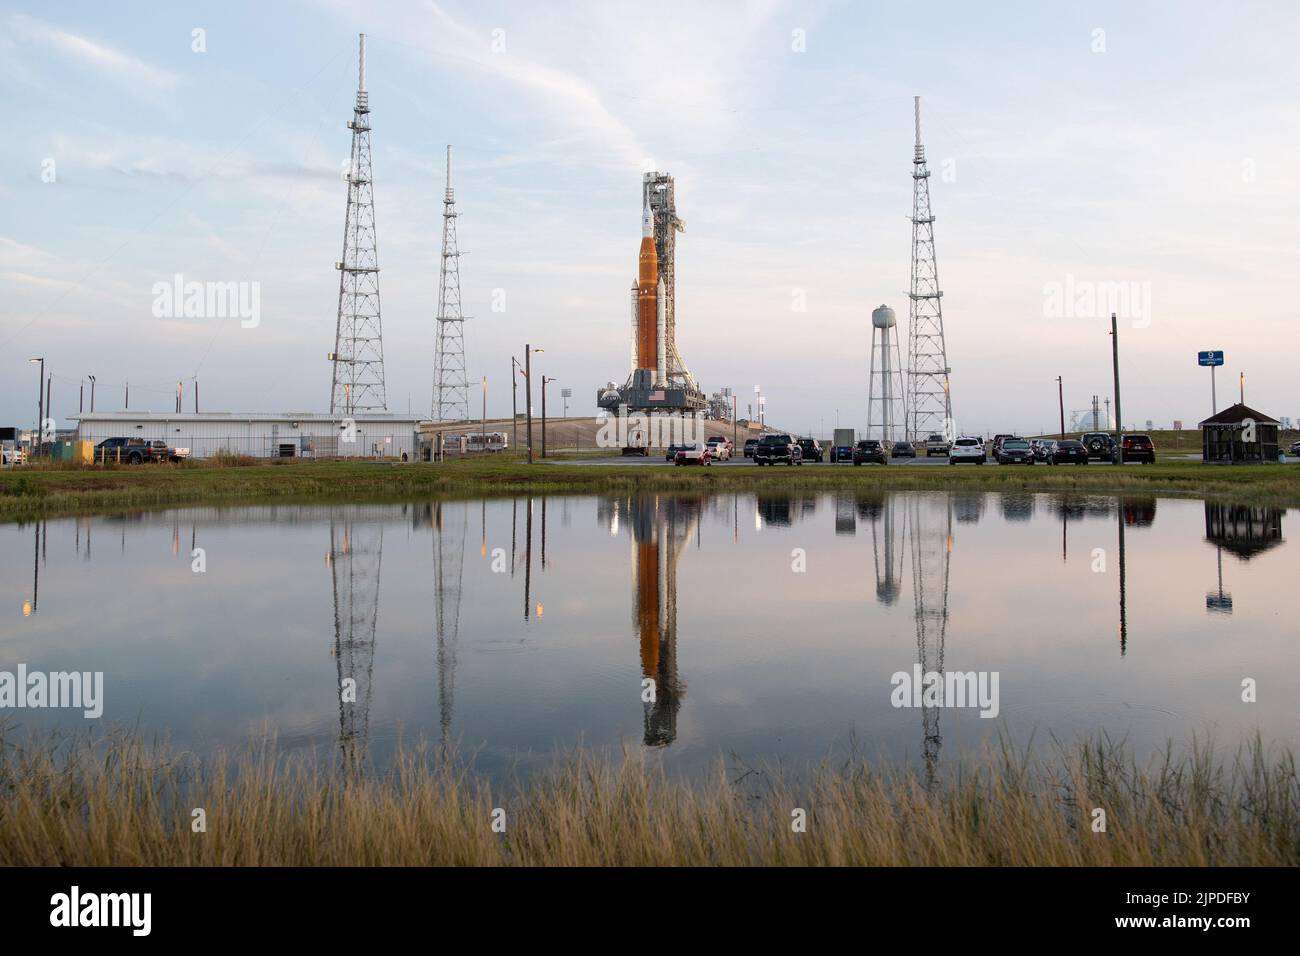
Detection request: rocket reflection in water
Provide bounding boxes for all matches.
[602,495,700,746]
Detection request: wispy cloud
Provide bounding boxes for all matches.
[422,1,646,169]
[9,14,178,90]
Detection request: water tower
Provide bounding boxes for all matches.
[868,304,906,443]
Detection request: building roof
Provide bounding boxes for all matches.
[72,411,422,423]
[1197,403,1280,427]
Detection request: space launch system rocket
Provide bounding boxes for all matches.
[597,171,706,418]
[636,202,666,385]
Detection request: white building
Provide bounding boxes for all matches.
[73,412,421,460]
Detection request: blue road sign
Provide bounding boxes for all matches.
[1198,350,1224,367]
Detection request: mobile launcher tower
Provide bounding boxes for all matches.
[597,172,707,432]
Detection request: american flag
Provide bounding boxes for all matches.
[649,390,665,401]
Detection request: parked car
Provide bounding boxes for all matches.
[923,433,950,457]
[743,438,760,459]
[990,434,1014,458]
[830,441,854,463]
[754,434,802,466]
[948,436,986,464]
[1051,439,1089,465]
[1032,439,1055,462]
[891,440,916,459]
[852,439,887,465]
[797,438,823,463]
[1081,432,1115,460]
[1121,434,1156,464]
[996,438,1035,465]
[665,443,690,462]
[705,436,733,461]
[1290,440,1300,457]
[94,437,165,463]
[673,443,712,466]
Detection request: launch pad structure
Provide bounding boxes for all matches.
[597,172,707,421]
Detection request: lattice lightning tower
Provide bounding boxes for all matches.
[330,34,387,415]
[431,145,470,422]
[905,96,952,441]
[329,520,383,773]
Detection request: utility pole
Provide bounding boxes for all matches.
[524,344,533,464]
[79,380,84,414]
[1110,312,1123,465]
[732,394,737,450]
[45,375,51,444]
[481,376,487,454]
[541,376,555,459]
[1056,376,1065,439]
[194,379,199,414]
[1239,372,1244,405]
[125,380,129,410]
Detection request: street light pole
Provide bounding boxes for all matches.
[28,358,44,457]
[482,376,487,455]
[88,375,96,414]
[524,344,534,464]
[1110,312,1123,465]
[510,356,520,454]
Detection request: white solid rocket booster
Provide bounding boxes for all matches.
[630,281,638,375]
[656,278,666,387]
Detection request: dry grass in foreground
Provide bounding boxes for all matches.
[0,733,1296,866]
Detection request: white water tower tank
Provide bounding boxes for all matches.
[872,304,896,328]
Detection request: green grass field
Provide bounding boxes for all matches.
[2,455,1298,521]
[1,732,1294,866]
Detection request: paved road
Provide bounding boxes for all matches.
[552,454,978,468]
[546,454,1163,468]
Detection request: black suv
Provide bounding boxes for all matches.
[797,438,823,463]
[743,438,760,458]
[754,434,802,466]
[1081,432,1116,460]
[1121,434,1156,464]
[852,439,887,465]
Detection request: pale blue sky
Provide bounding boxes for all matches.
[3,0,1297,434]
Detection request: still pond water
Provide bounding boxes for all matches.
[1,492,1294,779]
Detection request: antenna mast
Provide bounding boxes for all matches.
[432,144,470,422]
[905,95,953,441]
[330,33,387,415]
